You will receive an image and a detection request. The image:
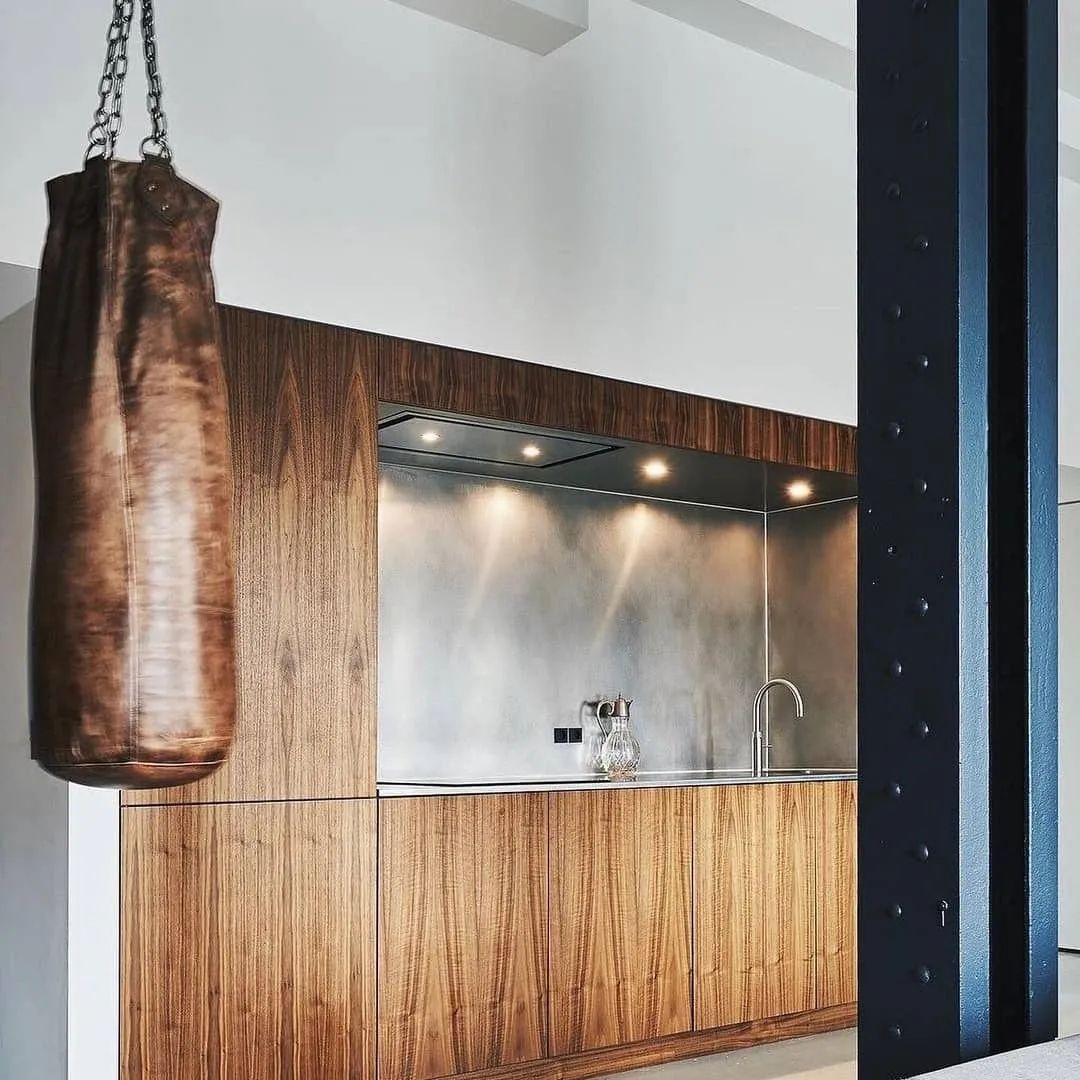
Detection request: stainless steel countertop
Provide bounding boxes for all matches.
[377,768,857,797]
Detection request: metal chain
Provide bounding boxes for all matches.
[85,0,135,162]
[84,0,173,164]
[138,0,172,161]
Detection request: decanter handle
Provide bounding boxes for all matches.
[595,697,615,738]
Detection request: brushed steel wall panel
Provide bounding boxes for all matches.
[378,465,767,780]
[765,500,857,770]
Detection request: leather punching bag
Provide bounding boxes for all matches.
[29,0,236,788]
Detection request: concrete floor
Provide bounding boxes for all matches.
[610,953,1080,1080]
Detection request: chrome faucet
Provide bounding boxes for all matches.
[752,678,805,777]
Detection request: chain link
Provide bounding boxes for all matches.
[85,0,135,162]
[84,0,172,164]
[138,0,171,161]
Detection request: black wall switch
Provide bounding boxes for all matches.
[567,727,583,743]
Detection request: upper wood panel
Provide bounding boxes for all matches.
[814,780,858,1008]
[121,798,376,1079]
[377,336,856,473]
[549,787,693,1056]
[379,795,549,1080]
[694,782,816,1030]
[126,307,378,803]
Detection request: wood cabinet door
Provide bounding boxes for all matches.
[125,306,378,804]
[814,780,858,1008]
[121,799,376,1079]
[549,787,693,1055]
[694,782,816,1030]
[378,795,549,1080]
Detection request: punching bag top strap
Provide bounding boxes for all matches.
[85,0,173,166]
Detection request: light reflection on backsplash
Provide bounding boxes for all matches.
[377,464,856,782]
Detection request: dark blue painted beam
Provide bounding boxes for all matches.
[857,2,1057,1076]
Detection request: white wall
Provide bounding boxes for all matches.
[0,274,120,1080]
[1062,468,1080,950]
[0,0,856,429]
[0,298,68,1079]
[3,2,1077,460]
[66,786,119,1080]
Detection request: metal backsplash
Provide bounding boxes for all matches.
[378,465,857,781]
[765,499,858,769]
[378,465,767,780]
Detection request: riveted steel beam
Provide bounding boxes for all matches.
[857,2,1057,1076]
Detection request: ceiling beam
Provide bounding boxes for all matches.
[388,0,588,55]
[632,0,853,88]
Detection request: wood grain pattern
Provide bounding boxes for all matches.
[444,1002,856,1080]
[377,335,856,474]
[125,306,378,804]
[549,787,693,1055]
[379,795,550,1080]
[695,782,816,1029]
[121,798,376,1079]
[814,780,858,1008]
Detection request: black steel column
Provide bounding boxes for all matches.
[857,2,1057,1077]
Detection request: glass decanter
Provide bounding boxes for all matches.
[598,693,640,782]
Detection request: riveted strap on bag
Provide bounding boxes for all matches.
[85,0,173,163]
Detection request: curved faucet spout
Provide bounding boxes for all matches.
[752,678,804,777]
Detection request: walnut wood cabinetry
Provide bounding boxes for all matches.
[120,308,381,1079]
[695,782,816,1028]
[377,337,856,474]
[379,795,550,1080]
[116,307,858,1080]
[121,799,377,1079]
[694,780,857,1031]
[124,307,379,805]
[548,787,694,1055]
[814,780,858,1008]
[378,784,853,1080]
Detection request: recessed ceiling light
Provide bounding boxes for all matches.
[787,480,813,501]
[420,430,441,444]
[642,459,669,480]
[521,444,542,459]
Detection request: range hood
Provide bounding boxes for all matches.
[377,404,856,512]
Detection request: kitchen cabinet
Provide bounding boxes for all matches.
[121,799,376,1079]
[694,782,816,1029]
[124,307,379,805]
[814,780,858,1007]
[378,795,549,1080]
[110,305,859,1080]
[548,787,694,1055]
[693,780,857,1032]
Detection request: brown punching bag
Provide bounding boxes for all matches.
[30,0,236,788]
